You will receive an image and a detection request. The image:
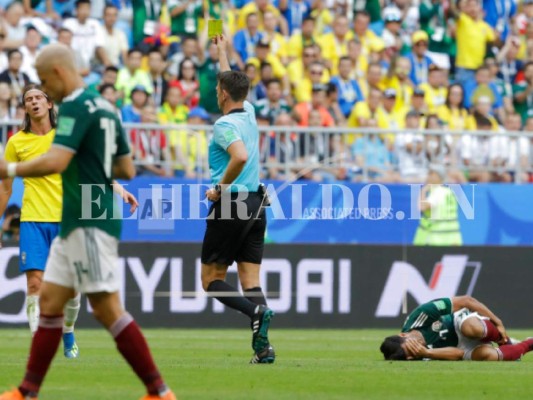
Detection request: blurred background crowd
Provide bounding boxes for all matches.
[0,0,532,183]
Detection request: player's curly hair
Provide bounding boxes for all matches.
[380,335,407,360]
[21,84,57,133]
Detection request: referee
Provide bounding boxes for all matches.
[201,34,275,364]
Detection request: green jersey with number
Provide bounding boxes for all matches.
[53,88,130,239]
[401,298,458,348]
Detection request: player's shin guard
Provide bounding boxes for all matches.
[26,295,40,335]
[481,320,502,343]
[63,292,81,333]
[109,312,168,396]
[496,338,533,361]
[19,314,64,397]
[244,287,267,306]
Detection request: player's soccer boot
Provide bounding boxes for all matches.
[62,332,79,359]
[250,344,276,364]
[251,305,275,353]
[139,389,177,400]
[0,389,37,400]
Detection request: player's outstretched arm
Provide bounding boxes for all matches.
[0,146,73,178]
[452,296,508,343]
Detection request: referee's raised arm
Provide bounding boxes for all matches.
[213,34,231,73]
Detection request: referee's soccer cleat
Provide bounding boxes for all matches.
[250,345,276,364]
[0,389,37,400]
[62,332,79,359]
[251,305,275,353]
[139,389,177,400]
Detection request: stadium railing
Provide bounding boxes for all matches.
[1,121,531,183]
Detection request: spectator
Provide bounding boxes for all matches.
[254,61,273,101]
[381,88,406,146]
[461,111,494,182]
[325,83,346,126]
[351,118,399,183]
[0,32,8,73]
[359,61,383,99]
[514,61,533,123]
[87,65,118,98]
[116,48,153,105]
[287,16,317,60]
[463,65,504,119]
[0,50,31,100]
[244,62,260,103]
[419,0,454,70]
[0,81,16,122]
[132,0,162,45]
[319,14,353,74]
[168,0,203,38]
[254,78,291,124]
[233,12,264,70]
[395,110,426,183]
[266,112,297,181]
[419,64,447,113]
[516,0,533,35]
[237,0,285,34]
[167,36,200,79]
[288,45,329,102]
[486,55,515,116]
[309,0,334,36]
[174,57,199,108]
[391,0,420,46]
[297,109,329,181]
[346,38,367,81]
[279,0,311,35]
[56,27,91,78]
[489,112,521,183]
[496,36,523,99]
[424,114,451,168]
[410,88,429,122]
[23,0,76,19]
[483,0,517,43]
[98,83,120,117]
[329,56,364,118]
[19,26,42,84]
[158,84,189,127]
[381,6,404,54]
[347,87,386,131]
[1,203,20,242]
[100,4,129,67]
[353,10,380,58]
[168,106,209,178]
[121,84,149,123]
[246,39,289,91]
[293,83,335,127]
[466,96,500,130]
[438,83,469,131]
[63,0,110,73]
[262,10,288,65]
[454,0,496,86]
[1,2,25,50]
[381,56,414,113]
[406,30,433,86]
[130,104,171,177]
[148,48,169,108]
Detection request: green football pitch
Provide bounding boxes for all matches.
[1,328,533,400]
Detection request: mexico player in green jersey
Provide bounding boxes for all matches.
[380,296,533,361]
[0,44,176,400]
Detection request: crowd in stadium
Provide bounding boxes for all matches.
[0,0,532,183]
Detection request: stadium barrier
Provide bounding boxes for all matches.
[1,121,533,183]
[1,243,531,328]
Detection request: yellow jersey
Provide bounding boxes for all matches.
[456,13,495,70]
[4,129,62,222]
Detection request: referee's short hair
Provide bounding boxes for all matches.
[217,71,250,102]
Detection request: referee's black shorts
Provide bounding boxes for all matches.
[201,192,267,266]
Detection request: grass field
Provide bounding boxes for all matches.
[1,328,533,400]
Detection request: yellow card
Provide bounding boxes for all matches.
[208,19,223,39]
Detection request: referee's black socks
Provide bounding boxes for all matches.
[244,287,267,306]
[207,280,256,317]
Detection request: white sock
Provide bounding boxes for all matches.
[26,295,40,335]
[63,292,81,334]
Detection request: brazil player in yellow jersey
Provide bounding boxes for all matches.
[0,84,81,358]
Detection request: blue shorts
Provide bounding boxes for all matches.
[19,222,60,273]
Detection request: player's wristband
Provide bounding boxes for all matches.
[7,163,17,178]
